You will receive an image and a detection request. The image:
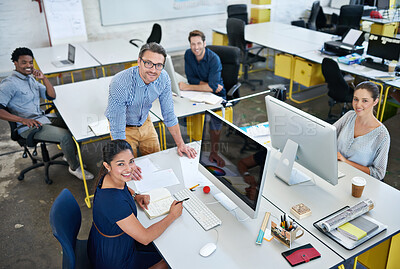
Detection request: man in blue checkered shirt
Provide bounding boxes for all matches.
[106,43,196,179]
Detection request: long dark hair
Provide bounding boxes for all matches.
[94,140,134,190]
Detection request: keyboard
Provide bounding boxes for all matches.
[174,188,222,231]
[361,61,388,72]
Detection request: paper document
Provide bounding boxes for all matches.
[88,119,110,136]
[133,168,180,193]
[180,91,223,105]
[135,158,159,176]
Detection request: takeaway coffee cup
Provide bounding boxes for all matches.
[352,176,366,198]
[388,62,396,76]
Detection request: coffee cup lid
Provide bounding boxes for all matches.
[352,176,366,186]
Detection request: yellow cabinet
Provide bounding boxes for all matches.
[212,32,228,46]
[370,22,398,37]
[293,57,325,87]
[250,8,270,23]
[274,53,293,80]
[251,0,271,4]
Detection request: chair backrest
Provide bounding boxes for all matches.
[207,45,241,100]
[49,189,82,269]
[227,4,248,24]
[338,5,363,29]
[321,58,351,102]
[307,1,321,30]
[227,18,246,54]
[146,23,162,44]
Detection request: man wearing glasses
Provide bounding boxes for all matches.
[106,43,196,167]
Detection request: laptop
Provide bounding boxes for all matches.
[51,44,76,68]
[164,54,186,97]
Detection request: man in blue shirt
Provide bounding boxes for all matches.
[0,47,93,180]
[179,30,226,99]
[105,43,196,171]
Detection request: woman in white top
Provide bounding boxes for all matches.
[334,81,390,181]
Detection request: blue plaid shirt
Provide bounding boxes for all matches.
[105,66,178,140]
[0,71,51,133]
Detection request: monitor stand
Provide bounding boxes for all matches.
[274,139,311,185]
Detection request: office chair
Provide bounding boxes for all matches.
[227,18,266,91]
[129,23,162,47]
[227,4,248,24]
[291,1,328,31]
[321,58,354,120]
[50,189,91,269]
[321,5,363,36]
[206,45,241,101]
[7,105,68,184]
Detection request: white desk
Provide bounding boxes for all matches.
[262,149,400,260]
[0,55,14,78]
[79,39,140,66]
[134,145,344,269]
[32,44,100,75]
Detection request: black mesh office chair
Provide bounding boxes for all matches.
[7,106,68,184]
[129,23,162,47]
[321,5,363,36]
[207,45,241,101]
[321,58,354,120]
[227,18,266,91]
[291,1,328,31]
[227,4,248,24]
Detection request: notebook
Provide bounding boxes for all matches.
[51,44,76,68]
[282,243,321,267]
[337,216,379,241]
[143,188,175,219]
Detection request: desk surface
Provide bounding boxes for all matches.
[79,39,140,66]
[361,15,400,24]
[53,76,159,142]
[150,96,222,120]
[134,144,344,269]
[262,149,400,260]
[32,44,100,75]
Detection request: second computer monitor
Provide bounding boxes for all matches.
[367,34,400,62]
[164,54,182,97]
[265,96,338,186]
[199,110,270,219]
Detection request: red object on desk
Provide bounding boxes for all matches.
[203,186,210,194]
[370,10,382,19]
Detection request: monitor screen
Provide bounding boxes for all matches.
[199,110,269,219]
[164,55,181,97]
[265,96,338,185]
[367,34,400,61]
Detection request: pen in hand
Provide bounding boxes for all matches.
[176,198,189,204]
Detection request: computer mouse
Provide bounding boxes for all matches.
[199,242,217,257]
[364,57,373,63]
[395,65,400,72]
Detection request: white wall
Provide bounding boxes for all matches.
[0,0,316,60]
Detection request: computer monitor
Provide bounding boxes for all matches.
[367,34,400,63]
[199,110,270,219]
[265,96,338,186]
[164,54,182,97]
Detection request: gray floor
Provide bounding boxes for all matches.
[1,54,398,268]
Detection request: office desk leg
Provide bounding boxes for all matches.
[162,122,166,150]
[72,137,93,208]
[157,122,163,150]
[378,85,391,122]
[370,81,384,122]
[337,264,345,269]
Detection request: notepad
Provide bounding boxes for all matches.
[337,216,379,241]
[143,188,175,219]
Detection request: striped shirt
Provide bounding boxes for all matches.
[105,66,178,140]
[334,110,390,180]
[0,71,51,134]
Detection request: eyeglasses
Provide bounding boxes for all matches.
[140,57,164,71]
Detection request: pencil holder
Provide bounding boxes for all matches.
[271,220,304,248]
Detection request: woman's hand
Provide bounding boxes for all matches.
[135,194,150,210]
[337,152,347,163]
[169,201,183,219]
[131,163,142,181]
